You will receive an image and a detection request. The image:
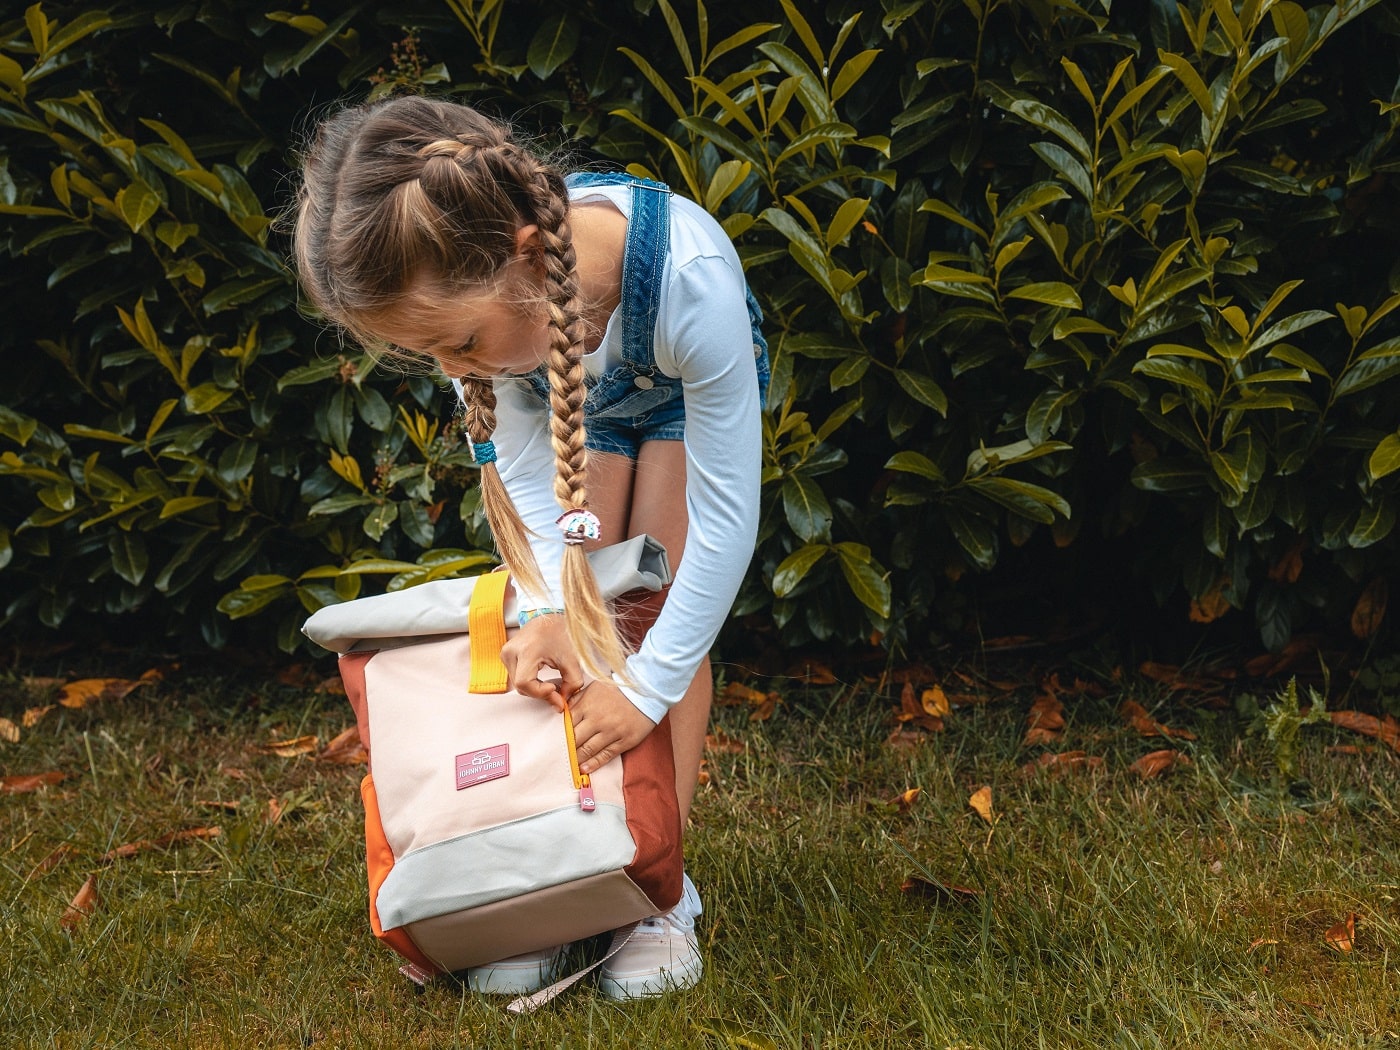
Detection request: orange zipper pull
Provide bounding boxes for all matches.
[562,704,596,814]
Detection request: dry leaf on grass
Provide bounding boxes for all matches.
[718,682,768,706]
[1023,683,1065,746]
[316,727,367,765]
[704,731,746,754]
[921,685,951,718]
[1324,913,1357,952]
[1329,710,1400,752]
[900,876,982,905]
[1130,750,1191,779]
[894,682,944,733]
[1119,699,1196,740]
[888,787,921,813]
[1188,576,1232,623]
[196,800,241,813]
[969,786,994,824]
[1,772,65,793]
[60,875,99,930]
[1020,751,1104,777]
[1248,938,1280,951]
[254,735,318,758]
[22,705,55,728]
[265,798,284,825]
[56,673,156,709]
[0,717,19,744]
[100,827,221,863]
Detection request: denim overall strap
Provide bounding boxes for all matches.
[564,173,671,372]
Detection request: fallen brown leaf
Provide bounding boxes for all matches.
[317,726,368,765]
[22,705,55,728]
[889,787,921,813]
[719,681,768,706]
[55,676,149,709]
[900,876,982,905]
[921,685,951,718]
[1189,576,1232,624]
[1137,661,1228,693]
[265,797,284,825]
[60,875,99,930]
[1023,686,1065,745]
[696,759,711,787]
[788,661,837,685]
[1119,699,1197,740]
[1351,578,1387,641]
[749,695,778,722]
[100,827,221,863]
[969,785,994,824]
[1248,937,1280,951]
[220,766,246,780]
[1329,710,1400,752]
[704,731,747,754]
[1020,751,1104,777]
[1324,913,1357,952]
[0,717,19,744]
[1,772,65,794]
[1325,744,1372,756]
[315,676,346,695]
[254,735,318,758]
[1130,750,1191,779]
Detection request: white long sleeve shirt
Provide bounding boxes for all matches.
[458,183,762,722]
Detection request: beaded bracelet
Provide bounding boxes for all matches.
[518,607,565,628]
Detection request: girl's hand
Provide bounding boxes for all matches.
[500,614,582,711]
[569,680,656,775]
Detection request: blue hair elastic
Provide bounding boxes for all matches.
[472,441,497,466]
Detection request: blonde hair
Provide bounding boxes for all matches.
[292,95,630,680]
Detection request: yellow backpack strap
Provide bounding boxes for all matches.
[467,570,511,694]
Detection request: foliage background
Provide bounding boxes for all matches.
[1,0,1398,662]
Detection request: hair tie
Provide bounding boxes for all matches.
[555,509,601,545]
[472,441,497,466]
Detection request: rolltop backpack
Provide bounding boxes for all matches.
[301,536,683,1005]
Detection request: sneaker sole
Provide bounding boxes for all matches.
[597,952,703,1000]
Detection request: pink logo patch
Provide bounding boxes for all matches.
[455,744,510,790]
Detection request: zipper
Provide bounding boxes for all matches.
[562,704,596,813]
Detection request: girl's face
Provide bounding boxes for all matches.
[366,262,553,380]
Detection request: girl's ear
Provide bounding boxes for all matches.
[514,224,544,274]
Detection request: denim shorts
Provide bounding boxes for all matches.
[522,173,769,460]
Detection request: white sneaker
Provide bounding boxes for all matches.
[597,874,704,1000]
[464,945,566,994]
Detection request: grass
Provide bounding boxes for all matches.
[1,654,1398,1050]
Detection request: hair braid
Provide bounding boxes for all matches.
[457,376,548,601]
[492,146,632,680]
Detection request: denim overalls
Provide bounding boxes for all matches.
[521,172,769,458]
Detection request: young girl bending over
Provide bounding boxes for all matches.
[292,95,767,999]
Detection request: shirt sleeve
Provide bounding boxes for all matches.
[614,251,762,723]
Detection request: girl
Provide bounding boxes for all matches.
[292,95,767,999]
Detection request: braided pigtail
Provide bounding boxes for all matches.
[501,152,632,681]
[457,376,548,601]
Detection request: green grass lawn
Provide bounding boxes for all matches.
[1,656,1397,1049]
